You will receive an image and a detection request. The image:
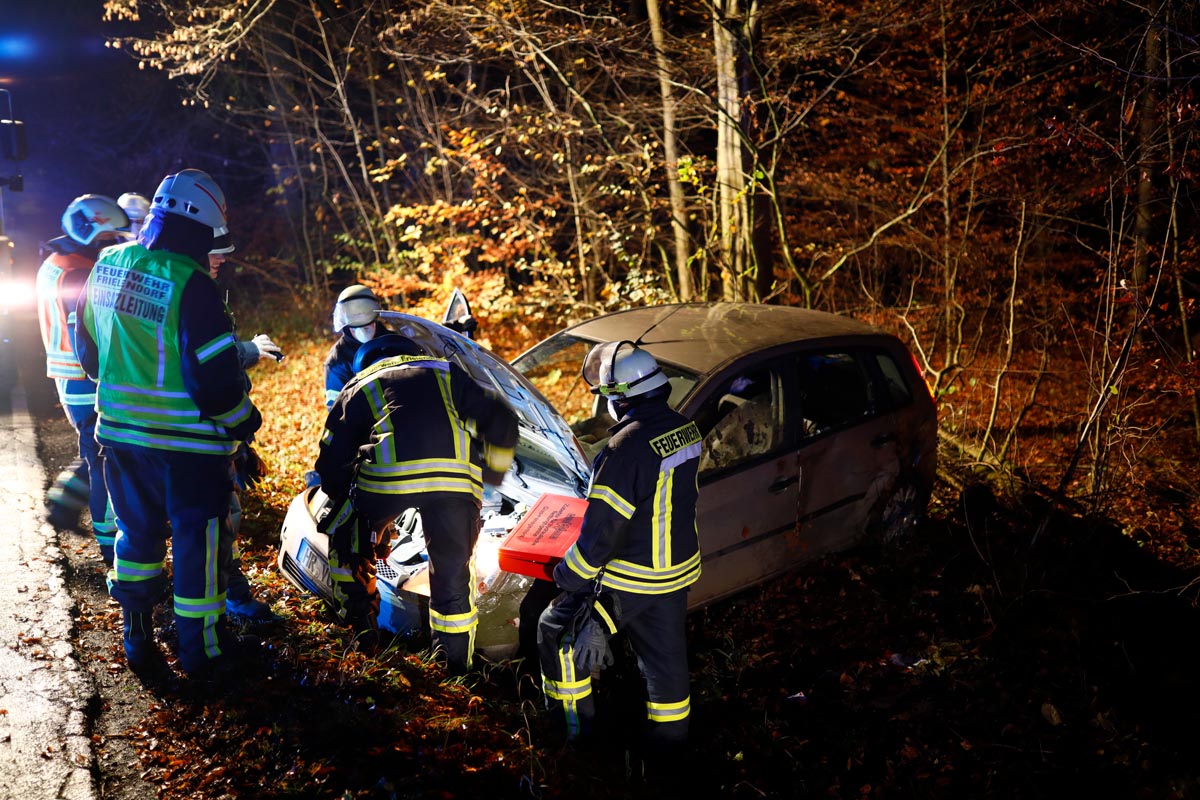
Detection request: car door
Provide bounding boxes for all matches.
[687,357,804,609]
[790,348,902,558]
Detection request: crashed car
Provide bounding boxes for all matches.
[279,301,937,655]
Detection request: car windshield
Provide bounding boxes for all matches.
[512,333,701,460]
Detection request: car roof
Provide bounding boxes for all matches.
[558,303,888,375]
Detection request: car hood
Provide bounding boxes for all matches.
[376,311,590,504]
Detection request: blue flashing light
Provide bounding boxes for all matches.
[0,36,37,62]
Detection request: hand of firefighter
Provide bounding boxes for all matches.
[235,333,284,368]
[234,443,268,489]
[481,443,514,487]
[572,615,614,674]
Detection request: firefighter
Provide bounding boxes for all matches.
[315,333,518,674]
[208,227,282,620]
[35,194,128,564]
[75,168,263,677]
[538,341,701,776]
[323,284,392,408]
[117,192,150,240]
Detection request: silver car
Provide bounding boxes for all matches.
[277,302,937,652]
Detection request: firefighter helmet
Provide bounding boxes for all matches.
[352,333,426,373]
[582,340,668,399]
[150,168,227,229]
[117,192,151,223]
[61,194,130,246]
[332,284,382,333]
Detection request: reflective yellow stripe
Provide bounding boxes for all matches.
[647,696,690,723]
[589,484,635,519]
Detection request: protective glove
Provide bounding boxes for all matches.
[234,443,268,489]
[572,615,614,674]
[235,333,284,368]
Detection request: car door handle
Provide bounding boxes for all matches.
[769,475,799,494]
[871,432,897,449]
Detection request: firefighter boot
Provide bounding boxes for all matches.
[122,611,162,672]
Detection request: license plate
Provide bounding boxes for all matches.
[297,538,331,590]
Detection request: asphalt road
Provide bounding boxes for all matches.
[0,383,97,800]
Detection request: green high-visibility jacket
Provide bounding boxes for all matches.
[76,241,261,455]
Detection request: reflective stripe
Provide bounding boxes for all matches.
[195,332,236,363]
[589,485,635,519]
[429,608,479,634]
[593,600,617,635]
[647,696,690,723]
[359,459,481,478]
[562,544,601,581]
[96,424,237,455]
[211,395,255,427]
[661,442,701,472]
[174,593,226,618]
[113,557,164,582]
[652,466,673,567]
[542,676,592,701]
[600,551,702,594]
[356,476,481,495]
[105,383,192,399]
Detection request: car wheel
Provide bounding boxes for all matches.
[870,476,928,544]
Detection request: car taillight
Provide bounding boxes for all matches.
[910,351,935,403]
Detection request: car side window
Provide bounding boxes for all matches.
[873,350,913,410]
[697,365,786,474]
[796,352,876,438]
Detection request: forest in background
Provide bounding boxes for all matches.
[95,0,1200,563]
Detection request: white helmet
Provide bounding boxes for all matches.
[582,340,668,399]
[151,168,227,228]
[332,284,381,333]
[61,194,130,246]
[117,192,150,222]
[210,225,235,255]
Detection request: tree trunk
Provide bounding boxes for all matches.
[648,0,694,301]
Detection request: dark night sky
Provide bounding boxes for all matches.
[0,0,187,275]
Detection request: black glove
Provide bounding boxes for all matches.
[572,614,614,673]
[234,443,267,489]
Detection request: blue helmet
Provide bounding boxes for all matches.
[352,334,425,373]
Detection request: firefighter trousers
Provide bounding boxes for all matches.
[48,397,116,562]
[103,445,234,674]
[539,586,691,751]
[332,492,481,673]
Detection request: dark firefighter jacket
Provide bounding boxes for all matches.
[75,237,261,455]
[556,401,703,595]
[315,354,518,506]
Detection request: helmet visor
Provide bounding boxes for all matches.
[333,297,381,332]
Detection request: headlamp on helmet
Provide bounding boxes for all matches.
[582,340,668,399]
